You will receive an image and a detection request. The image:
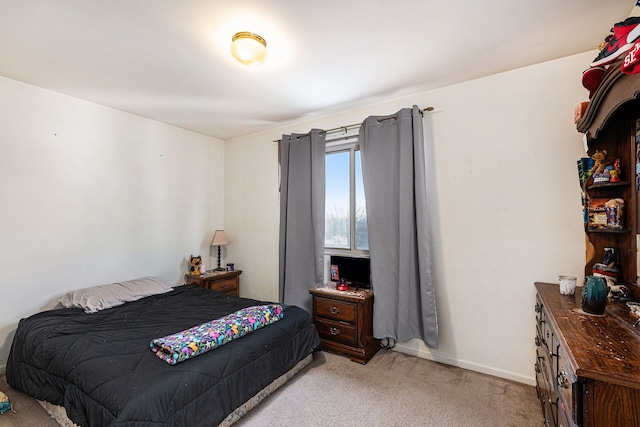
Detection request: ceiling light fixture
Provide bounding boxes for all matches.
[230,31,267,66]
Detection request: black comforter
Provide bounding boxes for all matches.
[7,285,321,426]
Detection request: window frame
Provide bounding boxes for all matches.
[325,135,369,258]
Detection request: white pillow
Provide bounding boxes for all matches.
[59,276,173,313]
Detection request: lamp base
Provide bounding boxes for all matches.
[215,245,224,272]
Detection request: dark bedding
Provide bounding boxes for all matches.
[7,285,321,426]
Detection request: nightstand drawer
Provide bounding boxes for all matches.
[184,270,242,296]
[208,278,237,293]
[315,297,357,323]
[314,318,357,347]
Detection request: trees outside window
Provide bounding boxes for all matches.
[325,145,368,253]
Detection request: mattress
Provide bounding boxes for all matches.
[7,285,321,426]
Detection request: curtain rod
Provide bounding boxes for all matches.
[273,106,434,143]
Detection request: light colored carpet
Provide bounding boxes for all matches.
[0,350,543,427]
[235,350,543,427]
[0,375,58,427]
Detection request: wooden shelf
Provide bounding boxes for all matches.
[586,180,630,190]
[586,227,631,234]
[580,99,639,284]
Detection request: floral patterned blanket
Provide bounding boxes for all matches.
[150,304,284,365]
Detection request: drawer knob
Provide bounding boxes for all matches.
[535,302,542,313]
[329,306,340,315]
[221,283,227,289]
[535,336,541,347]
[329,327,340,336]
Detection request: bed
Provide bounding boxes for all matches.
[6,280,321,426]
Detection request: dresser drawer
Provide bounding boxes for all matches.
[556,344,579,426]
[208,278,237,294]
[315,318,358,347]
[536,348,557,427]
[315,297,357,323]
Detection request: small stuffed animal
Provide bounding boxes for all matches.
[589,150,611,175]
[0,390,13,414]
[189,255,203,276]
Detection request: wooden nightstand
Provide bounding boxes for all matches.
[309,284,380,364]
[184,270,242,296]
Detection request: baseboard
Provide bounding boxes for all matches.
[392,342,536,386]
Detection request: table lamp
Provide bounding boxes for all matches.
[211,230,229,271]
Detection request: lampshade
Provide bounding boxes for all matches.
[230,32,267,65]
[211,230,229,246]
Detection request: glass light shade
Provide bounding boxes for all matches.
[230,32,267,65]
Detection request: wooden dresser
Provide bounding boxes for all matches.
[184,270,242,296]
[534,282,640,426]
[309,285,379,364]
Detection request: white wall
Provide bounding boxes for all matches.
[0,51,594,383]
[0,76,225,369]
[224,52,593,384]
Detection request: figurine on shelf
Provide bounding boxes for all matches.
[609,283,631,300]
[603,247,618,268]
[589,149,611,175]
[595,246,631,301]
[593,247,620,282]
[604,198,624,229]
[609,158,622,183]
[589,150,613,183]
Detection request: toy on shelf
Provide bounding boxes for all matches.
[594,246,631,300]
[589,149,611,180]
[605,198,625,229]
[609,158,622,183]
[592,247,620,294]
[589,150,622,183]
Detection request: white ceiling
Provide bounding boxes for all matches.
[0,1,634,140]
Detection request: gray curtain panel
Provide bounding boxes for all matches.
[359,106,438,348]
[278,129,326,313]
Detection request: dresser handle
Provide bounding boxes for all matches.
[557,370,570,389]
[329,306,340,315]
[220,283,227,289]
[329,327,340,336]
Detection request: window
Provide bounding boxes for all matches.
[325,135,368,253]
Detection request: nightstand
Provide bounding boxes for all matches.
[184,270,242,296]
[309,284,380,364]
